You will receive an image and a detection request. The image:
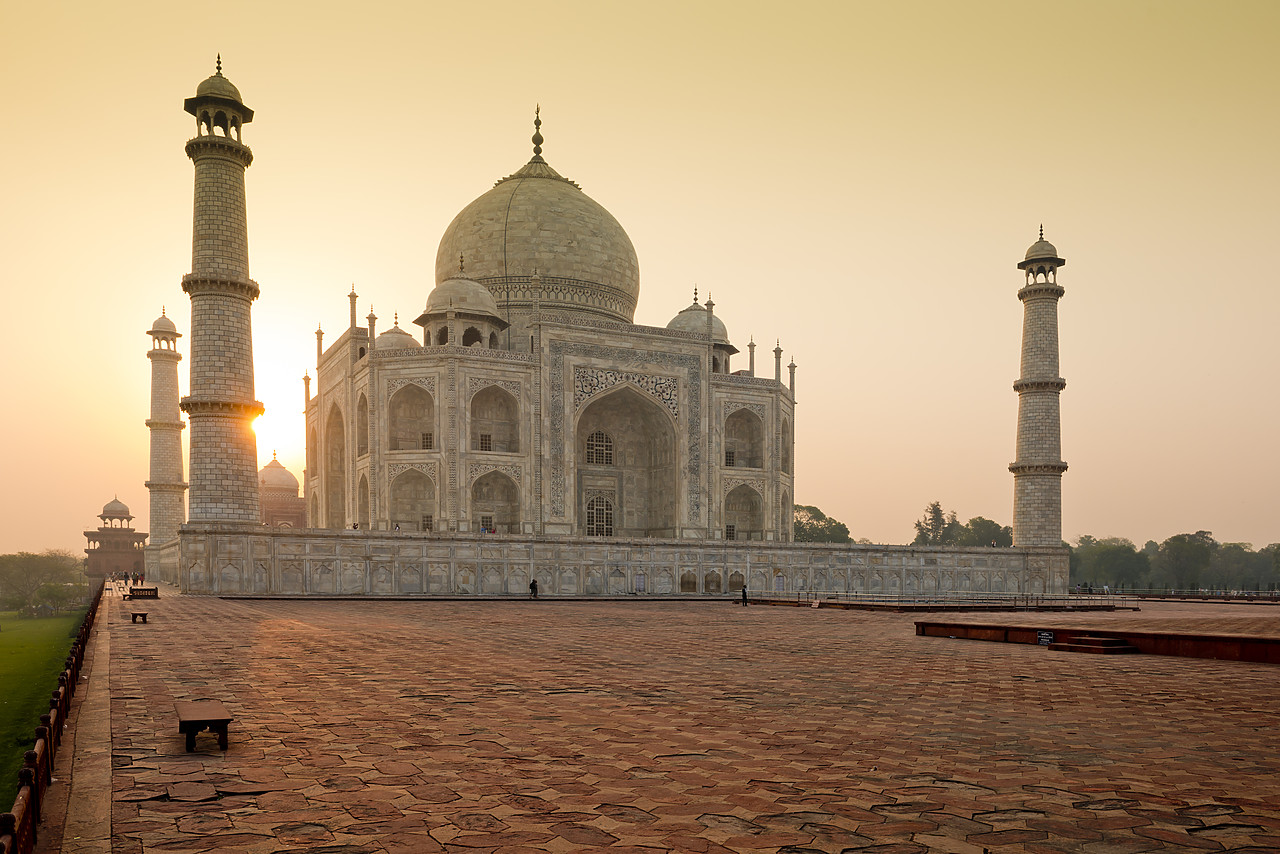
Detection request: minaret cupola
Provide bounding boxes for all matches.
[184,54,253,142]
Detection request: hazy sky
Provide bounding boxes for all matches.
[2,1,1277,555]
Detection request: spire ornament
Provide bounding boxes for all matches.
[532,105,544,158]
[216,54,222,76]
[1039,223,1044,240]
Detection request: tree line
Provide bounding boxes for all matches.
[794,501,1012,547]
[1071,533,1280,592]
[0,550,88,614]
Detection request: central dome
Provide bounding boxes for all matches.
[434,123,639,324]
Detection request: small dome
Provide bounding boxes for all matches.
[259,458,299,492]
[422,276,503,320]
[149,312,178,337]
[1024,238,1059,261]
[196,72,243,103]
[101,497,131,518]
[667,300,731,345]
[375,323,421,350]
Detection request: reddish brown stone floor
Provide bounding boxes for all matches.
[95,593,1280,853]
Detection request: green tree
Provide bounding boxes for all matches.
[1151,531,1216,591]
[955,516,1013,547]
[912,501,961,546]
[1070,537,1148,588]
[0,550,83,612]
[793,505,851,543]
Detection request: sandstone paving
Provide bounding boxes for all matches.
[92,593,1280,852]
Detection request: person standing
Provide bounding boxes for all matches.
[529,578,539,599]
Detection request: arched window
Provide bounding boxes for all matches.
[356,393,369,457]
[435,326,449,345]
[489,331,499,349]
[586,497,614,537]
[470,386,519,453]
[585,430,614,465]
[462,327,483,347]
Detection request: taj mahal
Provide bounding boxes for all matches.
[144,62,1070,596]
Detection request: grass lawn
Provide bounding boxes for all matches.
[0,609,87,807]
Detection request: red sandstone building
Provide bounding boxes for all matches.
[84,498,148,579]
[259,455,307,528]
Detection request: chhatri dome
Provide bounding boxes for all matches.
[101,497,132,519]
[1021,226,1065,266]
[259,454,300,492]
[434,109,640,324]
[420,270,504,322]
[194,55,243,103]
[666,290,732,346]
[374,315,422,350]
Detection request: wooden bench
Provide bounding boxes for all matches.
[175,700,233,752]
[130,612,148,624]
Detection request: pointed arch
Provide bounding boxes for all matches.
[470,470,519,533]
[726,408,764,468]
[356,392,369,457]
[389,384,434,451]
[724,483,763,541]
[390,469,435,532]
[575,385,677,537]
[470,386,519,453]
[358,475,370,529]
[324,404,345,529]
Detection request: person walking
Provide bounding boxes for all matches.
[529,578,538,599]
[741,586,748,607]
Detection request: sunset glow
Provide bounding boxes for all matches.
[3,1,1277,553]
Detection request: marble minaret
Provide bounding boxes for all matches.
[1011,228,1068,547]
[145,310,187,547]
[179,58,263,523]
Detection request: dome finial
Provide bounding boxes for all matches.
[693,286,698,304]
[394,312,400,327]
[459,253,465,275]
[532,105,544,158]
[272,449,278,460]
[215,54,222,76]
[1039,223,1044,240]
[161,305,166,316]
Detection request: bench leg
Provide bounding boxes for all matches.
[142,614,147,623]
[185,730,196,752]
[216,726,228,750]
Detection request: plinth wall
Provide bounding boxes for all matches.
[175,525,1067,596]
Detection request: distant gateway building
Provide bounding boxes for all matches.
[149,63,1068,595]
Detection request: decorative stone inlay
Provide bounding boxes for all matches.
[467,376,521,402]
[583,488,616,506]
[387,377,437,396]
[574,367,679,420]
[711,373,784,389]
[722,401,766,423]
[722,477,764,498]
[468,462,522,485]
[549,341,701,524]
[388,462,437,482]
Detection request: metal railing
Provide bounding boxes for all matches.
[753,590,1140,610]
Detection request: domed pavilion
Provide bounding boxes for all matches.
[306,111,797,553]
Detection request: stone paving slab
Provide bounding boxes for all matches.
[99,593,1280,852]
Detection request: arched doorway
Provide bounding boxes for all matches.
[357,475,370,529]
[389,385,435,451]
[390,470,435,532]
[725,408,764,468]
[471,386,519,452]
[356,393,369,456]
[724,484,763,541]
[324,405,345,529]
[471,471,519,533]
[575,386,677,536]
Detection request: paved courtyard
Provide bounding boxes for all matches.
[62,592,1280,852]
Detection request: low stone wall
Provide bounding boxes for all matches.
[177,524,1068,596]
